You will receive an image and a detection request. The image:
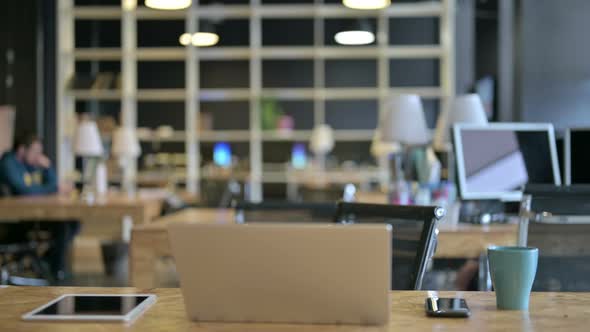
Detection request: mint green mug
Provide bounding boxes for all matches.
[488,246,538,310]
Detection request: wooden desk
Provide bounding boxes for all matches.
[436,223,517,258]
[1,286,588,331]
[130,208,517,288]
[0,194,163,225]
[0,193,163,268]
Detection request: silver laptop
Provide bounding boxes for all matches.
[168,222,391,325]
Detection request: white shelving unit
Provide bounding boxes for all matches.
[57,0,455,201]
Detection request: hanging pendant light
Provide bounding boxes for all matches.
[191,32,219,47]
[178,21,220,47]
[145,0,191,10]
[192,21,220,47]
[334,19,375,46]
[343,0,391,10]
[179,33,192,46]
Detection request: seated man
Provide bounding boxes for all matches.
[0,133,79,281]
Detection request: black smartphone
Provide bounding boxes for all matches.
[425,297,471,318]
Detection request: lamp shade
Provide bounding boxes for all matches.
[334,19,375,46]
[382,94,429,145]
[75,119,104,157]
[112,127,141,158]
[433,93,488,150]
[450,94,488,124]
[343,0,391,10]
[145,0,191,10]
[310,124,335,155]
[179,21,220,47]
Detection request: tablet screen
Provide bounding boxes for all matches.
[34,295,150,316]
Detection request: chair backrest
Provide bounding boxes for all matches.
[233,201,338,224]
[333,202,444,290]
[525,184,590,215]
[519,185,590,291]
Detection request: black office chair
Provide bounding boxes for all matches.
[200,179,244,208]
[233,201,337,224]
[0,185,53,285]
[333,202,445,290]
[524,184,590,215]
[517,185,590,291]
[299,184,350,203]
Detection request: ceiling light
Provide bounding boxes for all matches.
[335,30,375,45]
[343,0,391,10]
[145,0,191,10]
[191,32,219,47]
[179,33,192,46]
[122,0,137,10]
[178,32,220,47]
[179,21,220,47]
[334,20,375,46]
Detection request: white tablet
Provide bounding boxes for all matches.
[22,294,157,323]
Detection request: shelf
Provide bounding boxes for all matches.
[74,48,122,61]
[261,87,443,100]
[73,45,441,61]
[136,129,375,143]
[69,90,121,101]
[69,89,251,102]
[73,3,442,20]
[69,87,442,101]
[262,130,374,141]
[333,130,375,141]
[262,131,311,141]
[137,130,185,142]
[201,131,251,142]
[138,130,250,142]
[137,89,250,102]
[200,89,251,101]
[128,169,382,184]
[260,45,442,59]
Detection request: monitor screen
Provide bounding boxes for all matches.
[568,130,590,184]
[454,124,560,200]
[213,142,232,168]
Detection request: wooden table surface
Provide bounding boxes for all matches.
[1,286,587,331]
[435,223,517,258]
[129,208,517,288]
[0,193,163,225]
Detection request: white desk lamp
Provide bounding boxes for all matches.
[310,124,335,169]
[433,93,488,151]
[380,94,429,202]
[382,94,429,146]
[432,94,488,184]
[112,127,141,195]
[74,119,104,202]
